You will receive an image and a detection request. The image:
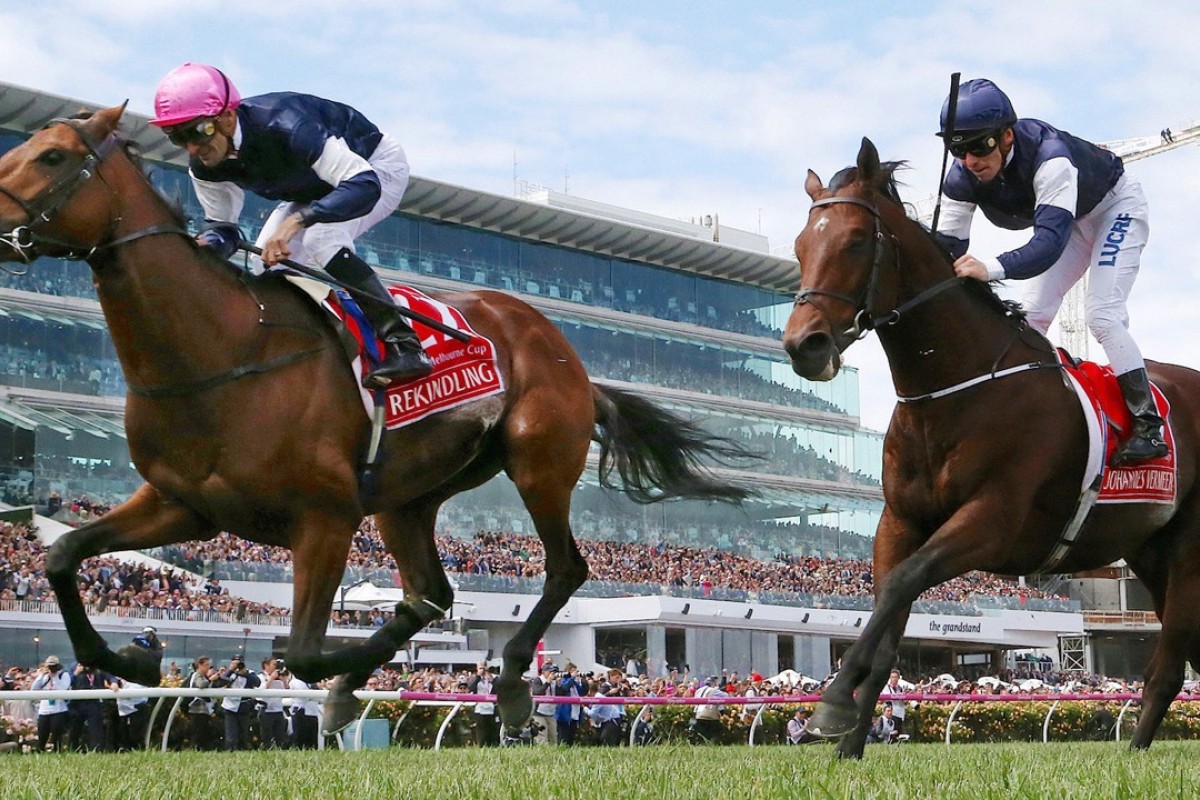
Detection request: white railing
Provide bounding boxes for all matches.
[3,688,1186,750]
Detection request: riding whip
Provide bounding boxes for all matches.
[237,241,472,343]
[929,71,961,236]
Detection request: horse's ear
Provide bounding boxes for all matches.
[804,169,825,200]
[86,103,127,139]
[856,137,881,183]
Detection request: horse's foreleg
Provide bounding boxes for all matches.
[279,511,355,685]
[1126,550,1190,750]
[313,503,454,734]
[811,504,984,740]
[44,484,215,684]
[835,620,909,759]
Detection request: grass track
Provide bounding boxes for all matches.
[4,742,1200,800]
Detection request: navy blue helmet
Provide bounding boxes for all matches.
[938,78,1017,143]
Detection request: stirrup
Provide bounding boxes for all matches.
[362,349,433,389]
[1110,435,1169,468]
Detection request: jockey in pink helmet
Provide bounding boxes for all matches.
[150,62,241,127]
[149,63,432,388]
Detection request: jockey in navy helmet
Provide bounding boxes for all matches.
[934,78,1167,466]
[149,63,433,389]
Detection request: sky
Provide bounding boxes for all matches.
[1,0,1198,432]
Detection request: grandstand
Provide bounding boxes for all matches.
[0,79,1113,683]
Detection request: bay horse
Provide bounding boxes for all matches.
[0,105,751,734]
[783,137,1200,756]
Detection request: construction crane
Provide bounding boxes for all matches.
[913,118,1200,358]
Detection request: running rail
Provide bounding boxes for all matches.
[5,688,1187,748]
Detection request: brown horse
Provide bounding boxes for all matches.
[0,105,751,734]
[783,137,1200,757]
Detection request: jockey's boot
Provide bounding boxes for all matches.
[1111,368,1169,467]
[325,247,433,389]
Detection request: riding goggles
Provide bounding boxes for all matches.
[947,131,1001,160]
[164,117,219,148]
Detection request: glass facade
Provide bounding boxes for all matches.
[0,127,884,556]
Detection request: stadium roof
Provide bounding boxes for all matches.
[0,80,800,293]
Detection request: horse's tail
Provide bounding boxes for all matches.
[591,383,756,505]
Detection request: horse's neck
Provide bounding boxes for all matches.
[876,225,1040,398]
[90,164,261,390]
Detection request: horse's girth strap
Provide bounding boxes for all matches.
[126,346,328,398]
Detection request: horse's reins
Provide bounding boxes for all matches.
[795,194,1062,402]
[0,118,328,397]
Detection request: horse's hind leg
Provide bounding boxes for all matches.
[492,407,590,734]
[317,502,455,734]
[44,484,216,684]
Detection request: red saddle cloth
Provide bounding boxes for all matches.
[1060,353,1176,504]
[329,285,505,430]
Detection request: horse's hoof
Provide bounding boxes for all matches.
[495,682,533,732]
[808,701,857,739]
[322,678,363,735]
[113,645,163,687]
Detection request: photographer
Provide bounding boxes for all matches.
[215,656,259,750]
[555,663,585,746]
[186,656,218,750]
[585,668,627,746]
[31,655,71,752]
[258,657,289,749]
[68,662,112,751]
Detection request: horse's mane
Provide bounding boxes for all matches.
[68,111,240,274]
[830,160,1026,323]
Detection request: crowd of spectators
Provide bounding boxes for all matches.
[583,349,845,417]
[0,522,292,625]
[147,522,1067,611]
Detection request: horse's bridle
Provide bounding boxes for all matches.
[0,118,185,263]
[794,195,960,340]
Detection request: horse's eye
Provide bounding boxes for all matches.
[37,150,66,167]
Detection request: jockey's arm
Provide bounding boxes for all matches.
[191,174,245,259]
[994,156,1078,280]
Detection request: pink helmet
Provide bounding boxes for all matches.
[150,62,241,127]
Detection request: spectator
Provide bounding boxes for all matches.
[867,704,898,744]
[467,661,499,748]
[786,707,813,744]
[288,672,321,750]
[215,656,259,751]
[880,669,908,736]
[691,675,726,743]
[530,663,559,745]
[185,656,217,750]
[113,673,150,752]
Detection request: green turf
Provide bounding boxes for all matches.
[4,742,1200,800]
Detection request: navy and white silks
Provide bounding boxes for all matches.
[188,92,410,270]
[935,118,1151,375]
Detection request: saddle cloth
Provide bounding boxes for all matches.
[286,275,505,430]
[1060,352,1176,505]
